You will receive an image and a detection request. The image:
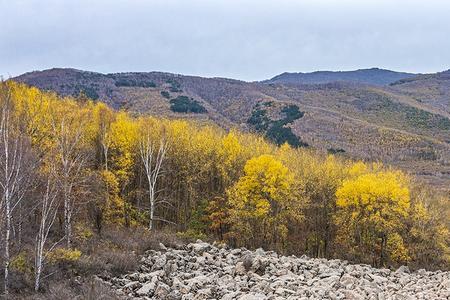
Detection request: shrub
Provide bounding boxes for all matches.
[161,90,171,99]
[176,229,207,241]
[169,96,207,113]
[101,226,183,253]
[327,148,346,154]
[10,252,32,275]
[76,248,139,277]
[47,248,82,264]
[75,224,94,242]
[114,79,156,88]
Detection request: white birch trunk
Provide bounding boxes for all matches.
[4,187,10,296]
[139,133,168,230]
[51,116,86,249]
[34,174,59,292]
[0,84,30,296]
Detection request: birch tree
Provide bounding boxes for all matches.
[93,103,115,171]
[0,83,34,296]
[50,103,89,248]
[139,126,169,230]
[34,169,59,292]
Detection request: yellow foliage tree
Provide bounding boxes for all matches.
[109,112,138,188]
[48,99,93,248]
[92,102,116,170]
[276,143,349,257]
[335,167,410,266]
[406,194,450,269]
[99,170,124,224]
[107,112,139,226]
[227,154,302,251]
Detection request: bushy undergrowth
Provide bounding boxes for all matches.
[6,226,186,299]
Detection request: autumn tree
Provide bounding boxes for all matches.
[405,190,450,269]
[0,82,36,295]
[206,196,231,240]
[92,103,115,171]
[34,167,60,292]
[335,166,410,266]
[49,101,91,248]
[227,154,303,250]
[163,121,220,231]
[138,117,170,230]
[217,131,247,188]
[96,170,123,226]
[108,112,138,226]
[291,150,346,257]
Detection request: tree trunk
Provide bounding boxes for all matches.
[34,245,42,292]
[148,175,155,230]
[4,191,11,296]
[64,193,71,248]
[63,173,72,248]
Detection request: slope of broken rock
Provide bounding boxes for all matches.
[102,241,450,300]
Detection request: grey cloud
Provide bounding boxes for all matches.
[1,0,450,81]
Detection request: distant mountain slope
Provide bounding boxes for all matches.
[12,68,450,190]
[390,70,450,114]
[265,68,418,86]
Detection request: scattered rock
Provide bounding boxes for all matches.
[242,254,253,271]
[158,242,167,251]
[106,241,450,299]
[235,261,247,275]
[395,265,410,274]
[135,276,157,296]
[343,289,365,300]
[190,239,211,254]
[154,282,170,298]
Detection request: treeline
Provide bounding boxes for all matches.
[0,81,449,295]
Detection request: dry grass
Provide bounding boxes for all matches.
[17,277,121,300]
[6,226,186,299]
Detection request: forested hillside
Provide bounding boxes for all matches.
[390,70,450,114]
[13,68,450,191]
[0,81,449,297]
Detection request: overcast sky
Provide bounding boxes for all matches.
[1,0,450,81]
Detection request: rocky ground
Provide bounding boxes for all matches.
[102,240,450,299]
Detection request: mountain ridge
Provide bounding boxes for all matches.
[265,68,419,86]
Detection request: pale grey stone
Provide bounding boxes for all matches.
[135,276,157,296]
[105,241,449,300]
